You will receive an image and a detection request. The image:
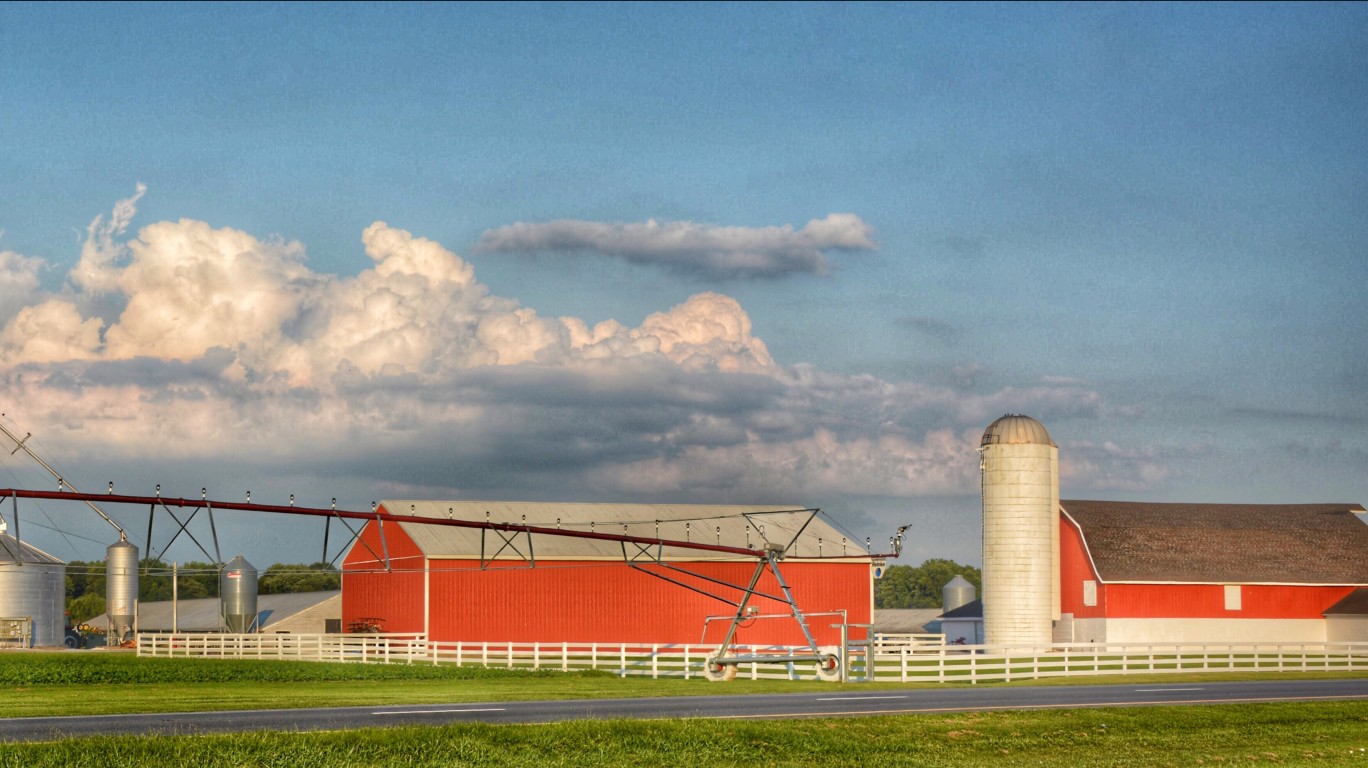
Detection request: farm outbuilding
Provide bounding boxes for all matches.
[1324,589,1368,642]
[341,502,872,646]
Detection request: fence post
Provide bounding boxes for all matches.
[562,641,568,673]
[620,644,627,678]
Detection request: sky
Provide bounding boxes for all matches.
[0,2,1365,569]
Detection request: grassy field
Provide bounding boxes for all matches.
[0,702,1366,766]
[2,652,1367,766]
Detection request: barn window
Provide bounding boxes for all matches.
[1224,585,1242,611]
[1082,580,1097,607]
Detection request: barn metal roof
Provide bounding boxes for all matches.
[1062,500,1368,584]
[379,501,868,561]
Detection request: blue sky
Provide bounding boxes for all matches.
[0,2,1365,568]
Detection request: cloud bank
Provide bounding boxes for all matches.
[0,190,1146,521]
[475,213,877,278]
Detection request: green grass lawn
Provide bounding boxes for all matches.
[1,702,1366,767]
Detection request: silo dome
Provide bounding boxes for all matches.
[981,414,1055,447]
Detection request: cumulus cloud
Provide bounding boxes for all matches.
[71,182,146,294]
[0,249,46,320]
[474,213,877,278]
[0,189,1152,538]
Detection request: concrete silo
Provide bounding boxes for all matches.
[979,414,1059,648]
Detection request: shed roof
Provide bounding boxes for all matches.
[938,598,983,620]
[1062,500,1368,584]
[1324,588,1368,616]
[78,590,340,632]
[378,501,866,560]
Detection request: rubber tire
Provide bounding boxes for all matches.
[815,645,842,682]
[702,653,738,682]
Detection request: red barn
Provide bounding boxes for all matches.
[1058,501,1368,644]
[341,501,872,646]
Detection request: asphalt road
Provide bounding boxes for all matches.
[2,677,1366,743]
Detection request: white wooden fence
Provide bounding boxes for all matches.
[137,632,1368,683]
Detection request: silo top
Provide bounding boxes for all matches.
[0,533,63,566]
[981,414,1054,447]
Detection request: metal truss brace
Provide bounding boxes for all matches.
[620,540,794,608]
[480,526,536,570]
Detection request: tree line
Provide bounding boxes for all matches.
[874,558,981,609]
[64,560,340,621]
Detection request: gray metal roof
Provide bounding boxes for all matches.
[378,501,867,561]
[0,533,62,566]
[78,590,340,632]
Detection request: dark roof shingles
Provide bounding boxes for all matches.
[1062,501,1368,584]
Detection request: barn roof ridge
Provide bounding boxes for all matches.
[375,500,866,560]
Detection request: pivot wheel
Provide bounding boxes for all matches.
[702,653,738,682]
[815,646,842,682]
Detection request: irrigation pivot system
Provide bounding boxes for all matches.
[0,486,904,680]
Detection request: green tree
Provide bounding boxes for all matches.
[66,592,106,623]
[259,562,340,594]
[875,559,981,608]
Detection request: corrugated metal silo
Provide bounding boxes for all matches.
[942,574,976,613]
[221,555,259,633]
[0,533,66,647]
[106,538,139,644]
[979,414,1059,649]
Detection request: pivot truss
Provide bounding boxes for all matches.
[0,488,899,681]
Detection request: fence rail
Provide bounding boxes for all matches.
[137,633,1368,683]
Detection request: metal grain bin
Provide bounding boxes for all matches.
[106,538,139,644]
[220,555,258,633]
[942,574,976,613]
[0,533,66,647]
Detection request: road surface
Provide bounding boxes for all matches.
[2,677,1365,742]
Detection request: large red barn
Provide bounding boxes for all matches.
[342,501,873,646]
[1058,500,1368,644]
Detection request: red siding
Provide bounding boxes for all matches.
[1060,512,1105,619]
[1103,583,1356,619]
[341,520,426,634]
[424,559,869,645]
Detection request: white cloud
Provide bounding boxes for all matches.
[0,249,46,321]
[71,182,145,294]
[474,213,877,278]
[0,190,1155,537]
